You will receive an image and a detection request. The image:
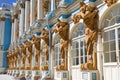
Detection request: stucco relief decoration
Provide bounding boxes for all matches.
[73,2,99,70]
[32,35,41,70]
[53,19,69,71]
[40,28,49,70]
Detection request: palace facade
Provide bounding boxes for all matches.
[0,0,120,80]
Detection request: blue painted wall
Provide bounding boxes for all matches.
[2,51,8,68]
[2,17,12,68]
[64,0,74,5]
[4,18,12,50]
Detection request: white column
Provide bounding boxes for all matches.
[51,0,56,11]
[19,6,25,37]
[0,18,5,45]
[13,14,18,44]
[37,0,43,20]
[30,0,36,25]
[25,0,30,32]
[11,19,14,44]
[97,33,104,80]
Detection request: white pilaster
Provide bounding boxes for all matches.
[0,19,5,45]
[51,0,56,11]
[30,0,36,25]
[19,8,25,37]
[11,20,14,45]
[37,0,43,20]
[13,16,18,44]
[25,0,30,32]
[97,33,104,80]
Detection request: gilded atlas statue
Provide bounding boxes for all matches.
[53,19,69,70]
[14,46,20,69]
[32,35,41,70]
[20,43,26,70]
[26,40,33,70]
[7,51,12,69]
[12,50,17,69]
[40,28,49,70]
[73,2,99,70]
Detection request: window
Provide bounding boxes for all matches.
[71,23,87,66]
[102,6,120,28]
[118,28,120,62]
[103,30,116,63]
[41,42,47,66]
[101,4,120,64]
[54,35,61,66]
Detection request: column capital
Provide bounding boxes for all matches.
[0,17,6,21]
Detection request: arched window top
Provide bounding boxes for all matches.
[71,23,85,38]
[100,3,120,28]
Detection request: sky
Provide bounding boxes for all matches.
[0,0,16,7]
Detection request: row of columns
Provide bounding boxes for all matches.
[11,0,67,45]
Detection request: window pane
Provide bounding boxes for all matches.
[109,30,115,40]
[110,52,116,62]
[104,42,109,52]
[72,58,76,65]
[85,56,87,63]
[76,57,79,65]
[119,51,120,62]
[80,49,83,56]
[80,40,83,47]
[119,40,120,50]
[81,57,83,64]
[104,53,110,63]
[110,41,116,51]
[76,49,79,56]
[104,32,109,41]
[118,28,120,38]
[110,18,116,26]
[75,41,79,48]
[116,16,120,23]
